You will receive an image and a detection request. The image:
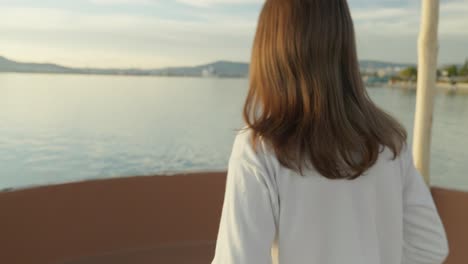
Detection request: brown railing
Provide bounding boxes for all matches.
[0,173,466,264]
[60,241,216,264]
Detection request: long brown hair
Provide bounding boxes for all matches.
[243,0,407,179]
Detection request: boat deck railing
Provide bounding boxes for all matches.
[0,172,466,264]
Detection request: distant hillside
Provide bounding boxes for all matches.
[0,56,77,74]
[151,61,249,77]
[0,56,248,77]
[0,55,413,78]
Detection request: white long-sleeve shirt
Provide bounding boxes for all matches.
[212,129,448,264]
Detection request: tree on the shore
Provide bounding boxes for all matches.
[399,66,418,81]
[459,59,468,76]
[443,65,458,77]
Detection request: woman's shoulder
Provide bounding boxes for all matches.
[229,126,280,178]
[398,143,419,179]
[377,142,413,185]
[229,127,280,200]
[231,126,272,161]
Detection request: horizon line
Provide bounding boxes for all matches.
[0,54,425,71]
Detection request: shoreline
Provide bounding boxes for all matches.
[388,81,468,94]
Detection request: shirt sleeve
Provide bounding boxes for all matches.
[401,147,449,264]
[211,134,278,264]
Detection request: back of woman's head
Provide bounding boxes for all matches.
[243,0,407,179]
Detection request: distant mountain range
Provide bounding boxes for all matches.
[0,56,250,77]
[0,55,414,78]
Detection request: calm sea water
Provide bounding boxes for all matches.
[0,73,467,190]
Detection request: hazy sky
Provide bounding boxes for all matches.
[1,0,467,68]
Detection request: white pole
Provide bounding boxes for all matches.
[413,0,440,184]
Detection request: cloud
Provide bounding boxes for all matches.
[350,0,468,63]
[439,0,468,35]
[88,0,160,5]
[352,8,413,21]
[351,0,468,35]
[0,7,256,35]
[88,0,263,7]
[1,0,467,67]
[176,0,263,7]
[89,0,155,4]
[0,6,257,67]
